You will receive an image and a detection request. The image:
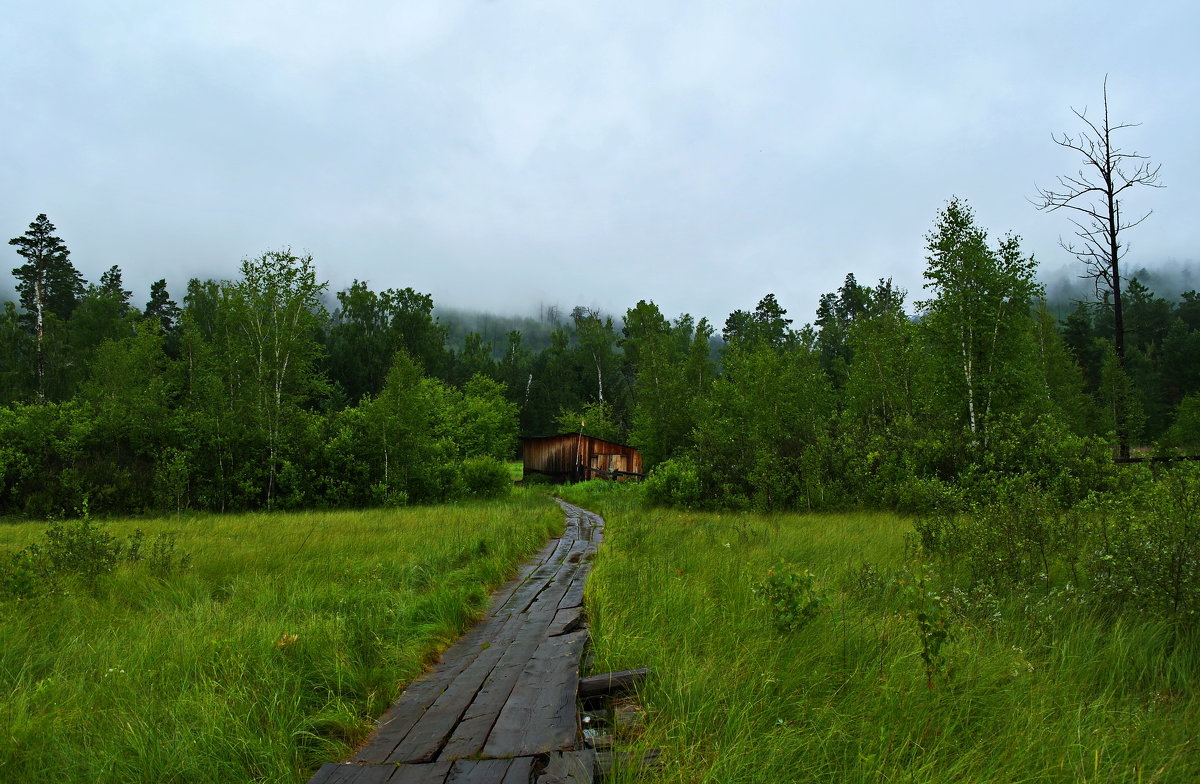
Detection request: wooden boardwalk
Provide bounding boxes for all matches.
[308,500,605,784]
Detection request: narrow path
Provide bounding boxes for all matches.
[308,499,604,784]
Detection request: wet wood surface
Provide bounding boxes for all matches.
[310,500,604,784]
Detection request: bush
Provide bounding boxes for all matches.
[1162,393,1200,451]
[0,517,192,600]
[896,476,963,516]
[753,562,826,633]
[42,517,123,588]
[643,457,704,509]
[460,457,512,499]
[961,414,1115,507]
[1085,462,1200,627]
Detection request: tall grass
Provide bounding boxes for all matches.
[562,484,1200,783]
[0,491,561,783]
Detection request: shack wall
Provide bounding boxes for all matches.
[520,434,643,482]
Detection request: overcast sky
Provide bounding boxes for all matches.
[4,1,1198,326]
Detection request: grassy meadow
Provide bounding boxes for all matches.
[560,482,1200,784]
[0,491,561,783]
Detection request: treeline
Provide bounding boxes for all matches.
[626,197,1200,512]
[3,203,1199,517]
[1,217,522,516]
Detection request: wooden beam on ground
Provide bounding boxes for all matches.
[577,668,649,700]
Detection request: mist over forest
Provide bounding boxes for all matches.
[6,232,1197,361]
[434,257,1199,356]
[1041,258,1198,316]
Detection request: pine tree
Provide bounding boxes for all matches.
[99,265,130,305]
[8,214,86,400]
[144,278,182,334]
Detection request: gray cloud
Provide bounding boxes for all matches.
[4,0,1197,323]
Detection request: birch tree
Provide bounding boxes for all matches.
[919,198,1042,446]
[571,306,619,403]
[226,250,327,507]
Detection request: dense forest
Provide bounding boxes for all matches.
[2,203,1199,518]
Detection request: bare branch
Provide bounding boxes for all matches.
[1033,80,1163,296]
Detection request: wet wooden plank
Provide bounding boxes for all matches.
[482,630,589,758]
[308,764,397,784]
[557,575,587,611]
[318,501,607,784]
[438,573,580,760]
[389,761,453,784]
[501,757,537,784]
[577,668,649,700]
[547,606,583,637]
[536,750,595,784]
[556,543,595,611]
[391,542,588,763]
[365,536,583,763]
[384,610,529,763]
[385,544,584,763]
[445,758,515,783]
[498,536,575,613]
[485,540,557,613]
[352,618,508,762]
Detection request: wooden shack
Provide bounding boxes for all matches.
[520,433,644,483]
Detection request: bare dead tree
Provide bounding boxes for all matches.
[1034,77,1163,457]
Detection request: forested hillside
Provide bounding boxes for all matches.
[3,204,1199,518]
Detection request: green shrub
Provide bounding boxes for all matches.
[753,562,826,633]
[961,414,1115,507]
[0,517,191,600]
[1085,462,1200,627]
[42,517,123,587]
[896,476,963,516]
[1162,393,1200,451]
[145,531,192,577]
[460,457,512,499]
[643,456,704,509]
[898,563,957,689]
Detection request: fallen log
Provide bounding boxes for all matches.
[577,668,649,700]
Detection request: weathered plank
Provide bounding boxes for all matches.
[385,532,588,763]
[577,668,649,700]
[557,575,587,611]
[501,757,537,784]
[388,761,454,784]
[481,629,589,758]
[496,536,574,613]
[352,620,503,762]
[308,763,397,784]
[547,606,584,637]
[444,758,517,783]
[536,750,596,784]
[486,538,560,613]
[438,565,583,760]
[383,610,529,763]
[315,501,609,784]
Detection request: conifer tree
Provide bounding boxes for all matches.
[8,214,85,400]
